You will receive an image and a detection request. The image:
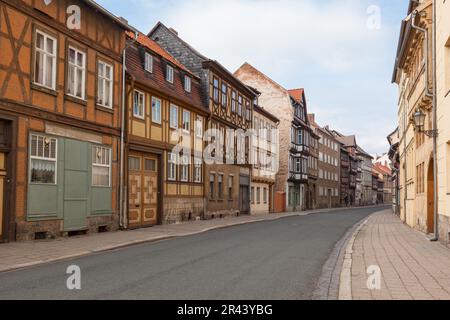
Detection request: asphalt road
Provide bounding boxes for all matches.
[0,207,383,300]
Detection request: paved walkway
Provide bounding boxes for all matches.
[350,210,450,300]
[0,206,370,273]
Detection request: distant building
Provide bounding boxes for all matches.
[309,116,341,209]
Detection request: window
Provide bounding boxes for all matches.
[170,105,178,129]
[133,90,145,119]
[67,46,86,99]
[182,110,191,132]
[194,158,202,183]
[166,65,174,83]
[213,78,219,103]
[221,83,228,108]
[218,174,223,199]
[209,174,215,199]
[416,163,425,194]
[251,187,255,204]
[30,134,57,184]
[298,129,303,145]
[92,146,111,187]
[184,76,191,92]
[196,116,203,138]
[34,30,56,89]
[97,61,113,108]
[152,97,162,124]
[181,155,189,182]
[245,100,251,121]
[145,159,157,172]
[263,188,268,204]
[168,153,177,181]
[145,52,153,73]
[238,95,243,116]
[256,187,261,204]
[231,91,237,113]
[228,176,233,200]
[128,156,141,171]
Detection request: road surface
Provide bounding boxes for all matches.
[0,207,383,300]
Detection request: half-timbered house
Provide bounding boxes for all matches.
[149,23,256,218]
[0,0,131,241]
[124,31,208,227]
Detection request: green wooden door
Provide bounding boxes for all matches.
[63,139,89,231]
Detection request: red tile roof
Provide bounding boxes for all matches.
[125,32,206,113]
[126,31,196,77]
[288,89,304,103]
[373,163,392,176]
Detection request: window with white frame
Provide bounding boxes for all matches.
[133,90,145,119]
[181,155,189,182]
[67,46,86,100]
[166,65,174,83]
[221,83,228,108]
[92,146,111,187]
[145,52,153,73]
[184,75,191,92]
[97,61,113,108]
[196,115,203,138]
[194,158,202,183]
[152,97,162,124]
[34,30,57,89]
[231,91,237,113]
[170,104,178,129]
[30,134,57,184]
[168,152,177,181]
[182,110,191,132]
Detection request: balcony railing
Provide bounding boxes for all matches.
[289,172,308,182]
[290,143,309,155]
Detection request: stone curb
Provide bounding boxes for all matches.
[0,205,385,274]
[338,216,372,300]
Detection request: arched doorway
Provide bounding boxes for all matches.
[427,159,435,234]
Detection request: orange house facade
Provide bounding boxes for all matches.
[0,0,131,241]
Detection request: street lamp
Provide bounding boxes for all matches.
[413,109,438,137]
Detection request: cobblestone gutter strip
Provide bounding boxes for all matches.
[338,217,371,300]
[312,215,372,300]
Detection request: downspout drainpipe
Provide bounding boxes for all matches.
[411,8,439,241]
[431,1,438,241]
[119,32,138,230]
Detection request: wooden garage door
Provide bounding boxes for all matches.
[128,152,159,228]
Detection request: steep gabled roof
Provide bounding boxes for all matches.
[288,89,304,104]
[126,31,196,78]
[335,135,357,148]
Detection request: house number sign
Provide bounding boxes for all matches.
[44,0,81,30]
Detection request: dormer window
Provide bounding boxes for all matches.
[145,52,153,73]
[184,75,191,93]
[166,65,174,83]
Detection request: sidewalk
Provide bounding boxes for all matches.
[349,210,450,300]
[0,206,361,273]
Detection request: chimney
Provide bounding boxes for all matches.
[309,113,315,123]
[169,28,178,36]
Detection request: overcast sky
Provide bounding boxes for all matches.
[98,0,409,156]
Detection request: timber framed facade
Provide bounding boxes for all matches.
[124,31,208,227]
[0,0,130,241]
[149,23,256,219]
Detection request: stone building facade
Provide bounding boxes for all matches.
[357,146,375,206]
[309,116,340,209]
[149,23,256,219]
[393,0,436,235]
[234,63,311,212]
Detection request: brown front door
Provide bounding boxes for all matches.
[427,161,435,234]
[128,152,159,228]
[0,152,6,241]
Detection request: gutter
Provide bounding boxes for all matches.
[119,32,139,230]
